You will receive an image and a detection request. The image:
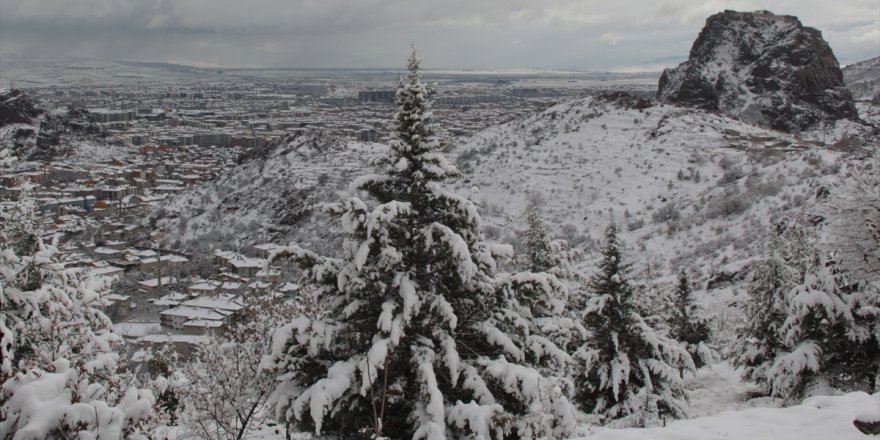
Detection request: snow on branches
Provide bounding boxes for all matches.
[264,47,575,439]
[1,181,156,438]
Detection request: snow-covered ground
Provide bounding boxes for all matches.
[174,362,875,439]
[572,391,878,440]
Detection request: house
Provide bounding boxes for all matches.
[149,291,190,313]
[137,276,178,293]
[219,281,243,294]
[160,306,230,330]
[100,293,130,320]
[256,267,282,284]
[140,254,190,275]
[182,319,225,335]
[275,282,300,297]
[187,281,219,296]
[227,257,264,278]
[180,295,245,315]
[88,265,125,280]
[247,281,272,295]
[252,243,280,259]
[93,247,123,260]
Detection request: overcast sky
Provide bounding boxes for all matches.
[1,0,877,69]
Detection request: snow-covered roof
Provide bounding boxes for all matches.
[138,276,177,287]
[160,306,229,320]
[140,254,189,264]
[182,295,244,312]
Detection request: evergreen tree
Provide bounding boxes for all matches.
[733,227,795,386]
[822,156,880,282]
[572,222,693,427]
[265,47,574,439]
[670,270,713,370]
[736,217,880,399]
[0,182,156,437]
[768,227,879,399]
[523,192,556,272]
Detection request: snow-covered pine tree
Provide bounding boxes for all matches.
[523,192,556,272]
[822,156,880,282]
[264,47,574,439]
[736,216,880,399]
[766,219,880,399]
[0,181,156,437]
[670,270,713,370]
[733,223,798,387]
[572,222,693,427]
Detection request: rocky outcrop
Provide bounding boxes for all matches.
[843,56,880,102]
[657,10,858,132]
[0,89,43,126]
[30,107,106,161]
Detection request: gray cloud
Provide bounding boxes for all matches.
[1,0,877,68]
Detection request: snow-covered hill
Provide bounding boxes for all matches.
[0,89,134,166]
[455,92,861,264]
[152,131,380,253]
[160,90,877,311]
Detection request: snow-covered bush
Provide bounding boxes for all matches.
[571,222,694,427]
[179,295,296,440]
[263,48,575,439]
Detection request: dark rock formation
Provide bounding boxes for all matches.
[0,89,43,126]
[657,10,858,132]
[30,106,106,161]
[593,91,654,110]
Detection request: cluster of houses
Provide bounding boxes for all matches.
[93,241,301,360]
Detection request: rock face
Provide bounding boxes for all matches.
[0,89,43,126]
[657,10,858,132]
[843,56,880,102]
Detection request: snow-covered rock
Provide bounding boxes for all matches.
[658,10,858,132]
[843,56,880,102]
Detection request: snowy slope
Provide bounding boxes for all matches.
[161,91,877,291]
[572,391,878,440]
[449,92,880,347]
[154,131,381,253]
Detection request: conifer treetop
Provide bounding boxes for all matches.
[356,46,459,206]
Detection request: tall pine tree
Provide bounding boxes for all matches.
[572,222,693,427]
[265,47,575,440]
[670,270,713,370]
[733,227,794,386]
[523,192,556,272]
